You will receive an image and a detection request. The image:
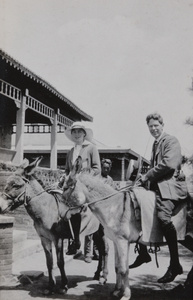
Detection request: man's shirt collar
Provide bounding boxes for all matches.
[155,131,165,143]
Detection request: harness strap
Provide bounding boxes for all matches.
[149,243,160,268]
[1,190,26,213]
[52,193,76,240]
[68,219,75,240]
[52,193,63,221]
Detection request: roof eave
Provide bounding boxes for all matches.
[0,49,92,121]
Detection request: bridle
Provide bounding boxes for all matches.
[1,174,70,225]
[1,175,47,214]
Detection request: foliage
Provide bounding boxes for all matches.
[0,161,17,171]
[0,161,64,187]
[185,117,193,126]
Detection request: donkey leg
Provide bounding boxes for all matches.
[112,241,122,298]
[55,238,68,294]
[92,229,102,280]
[119,241,131,300]
[93,225,109,284]
[113,239,131,300]
[99,234,109,284]
[41,237,56,294]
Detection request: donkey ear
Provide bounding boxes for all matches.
[24,156,43,175]
[19,158,29,169]
[15,159,29,175]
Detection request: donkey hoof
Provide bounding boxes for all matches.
[99,277,107,285]
[111,289,121,298]
[120,296,131,300]
[58,286,68,294]
[43,289,54,295]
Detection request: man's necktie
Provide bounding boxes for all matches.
[152,140,158,164]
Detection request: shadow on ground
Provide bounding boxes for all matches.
[0,273,192,300]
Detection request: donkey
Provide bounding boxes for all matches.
[62,157,141,300]
[0,157,108,294]
[62,156,189,300]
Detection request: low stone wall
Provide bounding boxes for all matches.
[0,216,14,285]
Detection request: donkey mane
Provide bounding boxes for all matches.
[32,173,47,189]
[78,173,115,200]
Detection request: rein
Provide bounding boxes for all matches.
[1,176,55,213]
[2,175,70,233]
[87,184,134,207]
[65,180,141,214]
[86,175,142,207]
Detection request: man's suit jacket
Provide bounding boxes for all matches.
[65,143,101,176]
[145,132,188,201]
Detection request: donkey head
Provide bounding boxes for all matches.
[0,157,42,213]
[62,156,87,207]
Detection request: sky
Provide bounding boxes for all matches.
[0,0,193,159]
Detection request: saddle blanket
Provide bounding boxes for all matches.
[132,187,187,244]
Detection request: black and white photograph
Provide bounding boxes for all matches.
[0,1,193,299]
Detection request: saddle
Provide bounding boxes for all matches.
[47,187,63,195]
[130,187,187,245]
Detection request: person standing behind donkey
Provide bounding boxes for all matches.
[129,113,188,284]
[92,158,115,261]
[100,158,115,187]
[84,158,115,262]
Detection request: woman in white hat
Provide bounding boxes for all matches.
[64,121,101,257]
[65,121,101,175]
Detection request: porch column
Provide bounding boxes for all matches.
[50,110,58,169]
[121,157,125,181]
[12,92,26,164]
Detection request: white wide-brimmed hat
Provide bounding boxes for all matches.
[65,121,93,142]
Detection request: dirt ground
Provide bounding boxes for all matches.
[0,241,192,300]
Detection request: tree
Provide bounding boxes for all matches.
[185,117,193,126]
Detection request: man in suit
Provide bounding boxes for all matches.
[130,113,188,283]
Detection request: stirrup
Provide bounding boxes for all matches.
[148,243,160,268]
[134,232,143,254]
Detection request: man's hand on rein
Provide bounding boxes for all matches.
[136,173,148,187]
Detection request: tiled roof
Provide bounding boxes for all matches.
[0,49,92,121]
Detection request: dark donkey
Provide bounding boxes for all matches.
[0,157,109,294]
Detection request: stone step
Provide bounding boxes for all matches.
[13,239,42,262]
